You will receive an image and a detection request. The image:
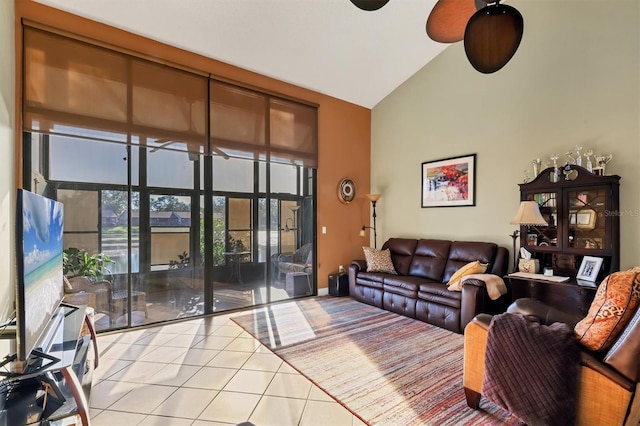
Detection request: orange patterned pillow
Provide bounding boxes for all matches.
[574,267,640,351]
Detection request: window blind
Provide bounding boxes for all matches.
[23,26,318,167]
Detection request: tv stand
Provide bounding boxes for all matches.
[0,304,98,425]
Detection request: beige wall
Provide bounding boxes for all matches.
[372,0,640,270]
[0,0,15,348]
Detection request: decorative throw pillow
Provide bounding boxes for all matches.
[447,261,488,291]
[574,267,640,351]
[362,247,397,274]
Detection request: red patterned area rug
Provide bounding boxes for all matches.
[232,296,520,426]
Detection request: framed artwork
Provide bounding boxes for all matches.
[576,256,603,282]
[569,209,597,230]
[421,154,476,208]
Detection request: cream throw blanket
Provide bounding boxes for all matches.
[458,274,507,300]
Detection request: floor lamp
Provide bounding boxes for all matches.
[360,193,381,248]
[509,201,548,272]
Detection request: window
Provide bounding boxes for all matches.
[22,25,318,332]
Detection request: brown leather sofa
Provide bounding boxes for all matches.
[463,298,640,426]
[348,238,509,333]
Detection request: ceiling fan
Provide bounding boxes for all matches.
[348,0,523,74]
[350,0,390,11]
[426,0,524,73]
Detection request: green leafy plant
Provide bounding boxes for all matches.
[63,247,114,280]
[169,251,190,269]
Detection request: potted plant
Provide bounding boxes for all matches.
[63,247,114,281]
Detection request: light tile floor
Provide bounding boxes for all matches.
[90,310,366,426]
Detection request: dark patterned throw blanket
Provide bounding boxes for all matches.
[482,313,580,426]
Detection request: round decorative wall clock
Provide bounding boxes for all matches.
[337,178,356,204]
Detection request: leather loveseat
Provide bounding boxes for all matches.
[348,238,509,333]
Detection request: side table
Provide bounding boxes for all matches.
[328,272,349,296]
[507,275,597,317]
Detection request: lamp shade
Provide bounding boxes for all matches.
[366,193,382,202]
[510,201,548,226]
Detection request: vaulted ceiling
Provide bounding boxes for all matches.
[33,0,449,108]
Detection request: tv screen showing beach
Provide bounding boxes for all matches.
[17,190,65,361]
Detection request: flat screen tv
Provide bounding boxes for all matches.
[15,189,65,365]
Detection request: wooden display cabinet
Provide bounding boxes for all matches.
[518,164,620,281]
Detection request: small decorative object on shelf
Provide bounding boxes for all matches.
[531,158,541,178]
[575,145,583,167]
[584,150,594,173]
[594,154,613,176]
[565,151,577,165]
[550,154,560,183]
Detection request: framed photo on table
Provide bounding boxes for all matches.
[421,154,476,208]
[576,256,603,282]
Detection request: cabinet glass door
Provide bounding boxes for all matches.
[525,192,558,248]
[567,189,606,250]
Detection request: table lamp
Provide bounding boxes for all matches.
[509,201,548,272]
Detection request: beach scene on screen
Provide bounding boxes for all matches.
[21,191,65,351]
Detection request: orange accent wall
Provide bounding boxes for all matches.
[14,0,371,290]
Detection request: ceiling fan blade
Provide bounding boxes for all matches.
[464,3,524,73]
[350,0,390,11]
[426,0,481,43]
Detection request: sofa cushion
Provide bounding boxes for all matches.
[383,275,423,293]
[419,282,461,299]
[363,247,397,274]
[442,241,497,283]
[382,238,418,276]
[418,282,462,309]
[357,271,385,285]
[384,283,418,298]
[447,261,488,291]
[407,239,452,281]
[575,267,640,351]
